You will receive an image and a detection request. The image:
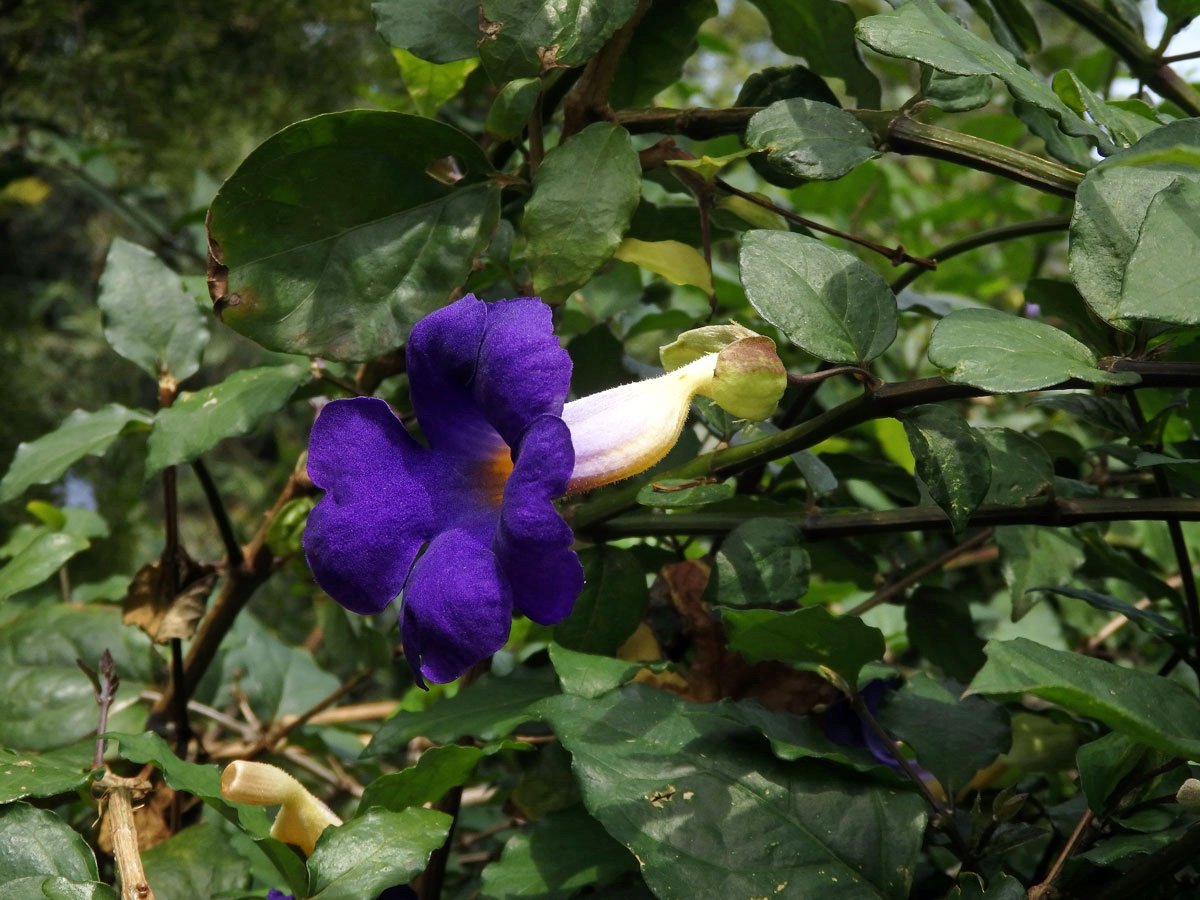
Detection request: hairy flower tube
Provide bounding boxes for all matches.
[303,295,783,686]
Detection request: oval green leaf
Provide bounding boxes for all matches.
[900,404,992,533]
[739,230,898,364]
[745,98,879,181]
[928,308,1140,392]
[208,110,500,361]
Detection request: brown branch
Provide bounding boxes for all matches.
[102,773,156,900]
[1029,809,1095,899]
[713,176,937,269]
[846,528,994,615]
[150,455,314,723]
[561,0,651,137]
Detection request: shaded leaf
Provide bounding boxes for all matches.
[722,606,885,685]
[922,68,993,112]
[879,674,1011,793]
[548,644,642,699]
[1029,585,1186,645]
[747,0,881,107]
[996,526,1085,620]
[968,637,1200,758]
[541,685,925,900]
[145,365,310,477]
[208,111,500,360]
[480,805,635,900]
[485,78,540,139]
[478,0,640,81]
[1,405,152,504]
[927,308,1140,392]
[980,427,1054,505]
[358,744,483,813]
[365,668,558,755]
[524,123,641,302]
[140,822,251,900]
[900,405,992,533]
[372,0,479,63]
[0,606,157,751]
[0,803,98,885]
[307,808,451,900]
[554,547,645,657]
[739,230,897,364]
[713,517,809,608]
[745,99,878,181]
[610,0,717,108]
[1077,732,1146,813]
[97,238,210,382]
[906,589,987,682]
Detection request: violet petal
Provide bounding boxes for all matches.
[400,528,513,687]
[303,397,434,615]
[494,414,582,624]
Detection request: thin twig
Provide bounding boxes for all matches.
[847,528,994,616]
[310,359,365,397]
[1029,809,1094,899]
[190,459,242,569]
[246,669,373,757]
[79,650,119,770]
[890,216,1071,294]
[713,176,937,269]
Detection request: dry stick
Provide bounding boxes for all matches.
[104,774,156,900]
[1028,809,1095,900]
[245,669,373,758]
[712,176,937,270]
[846,528,994,616]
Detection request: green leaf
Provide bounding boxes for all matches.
[393,48,479,118]
[0,605,157,751]
[97,238,210,382]
[724,699,892,772]
[1,405,152,503]
[265,496,315,557]
[747,0,881,107]
[358,744,483,813]
[947,872,1027,900]
[611,0,717,108]
[906,589,987,682]
[612,238,713,292]
[739,230,897,364]
[198,612,340,724]
[0,747,95,804]
[364,668,558,755]
[1069,119,1200,329]
[968,637,1200,758]
[996,526,1085,620]
[855,0,1108,151]
[927,308,1140,392]
[713,517,809,608]
[485,78,540,139]
[208,110,500,361]
[0,532,89,601]
[548,643,641,699]
[477,0,640,81]
[635,478,736,508]
[1116,178,1200,327]
[878,674,1011,793]
[524,123,641,303]
[745,99,878,181]
[981,427,1054,505]
[372,0,479,62]
[1077,732,1146,813]
[306,808,451,900]
[1028,585,1186,645]
[554,547,645,656]
[145,365,310,477]
[900,405,992,533]
[140,822,251,900]
[480,805,635,900]
[0,803,98,885]
[722,606,885,685]
[541,685,925,900]
[922,68,993,112]
[1158,0,1200,27]
[1051,70,1161,151]
[736,64,840,109]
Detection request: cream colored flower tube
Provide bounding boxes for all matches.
[221,760,342,855]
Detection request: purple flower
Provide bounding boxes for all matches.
[267,892,293,900]
[823,679,902,769]
[304,296,780,687]
[303,296,582,687]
